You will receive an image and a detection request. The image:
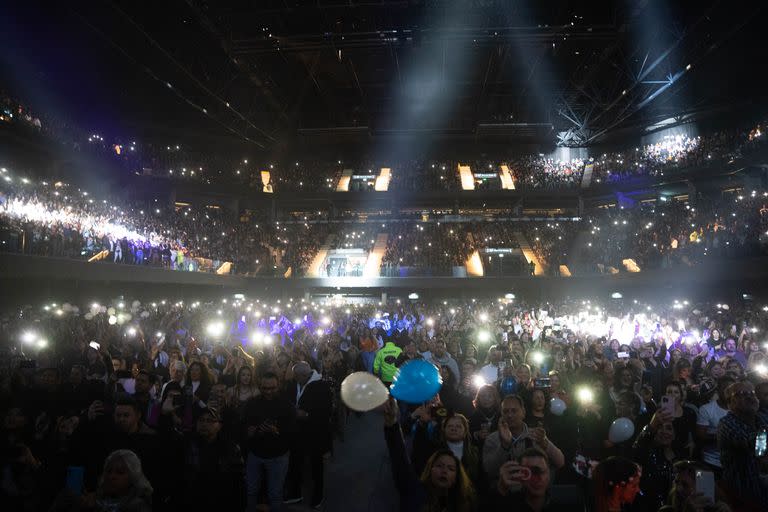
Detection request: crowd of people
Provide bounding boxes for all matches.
[576,191,768,273]
[7,85,767,195]
[0,168,359,276]
[381,223,474,276]
[591,123,767,185]
[4,162,768,279]
[2,294,768,511]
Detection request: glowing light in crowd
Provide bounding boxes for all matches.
[251,332,263,343]
[206,321,225,338]
[531,351,544,365]
[577,387,594,404]
[126,327,137,337]
[321,317,331,326]
[472,375,486,388]
[426,317,434,327]
[479,312,489,322]
[478,330,491,343]
[21,331,38,344]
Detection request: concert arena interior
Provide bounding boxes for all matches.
[2,1,768,511]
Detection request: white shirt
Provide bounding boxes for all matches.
[447,441,464,460]
[697,399,728,468]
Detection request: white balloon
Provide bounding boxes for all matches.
[341,372,389,412]
[549,397,567,416]
[107,307,116,316]
[608,417,635,443]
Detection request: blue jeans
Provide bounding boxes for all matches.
[361,351,375,373]
[246,452,289,512]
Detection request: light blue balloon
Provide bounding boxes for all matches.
[390,359,443,404]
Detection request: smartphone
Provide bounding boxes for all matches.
[534,378,551,389]
[89,341,100,351]
[661,395,675,416]
[695,469,715,501]
[65,466,85,496]
[755,429,767,457]
[617,351,630,359]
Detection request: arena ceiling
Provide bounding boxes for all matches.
[2,0,766,151]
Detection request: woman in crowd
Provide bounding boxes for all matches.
[525,388,553,431]
[412,413,481,485]
[383,397,477,512]
[226,366,259,411]
[664,381,697,456]
[632,415,678,510]
[94,450,153,512]
[468,385,501,446]
[608,365,636,404]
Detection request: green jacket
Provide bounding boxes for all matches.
[373,342,402,383]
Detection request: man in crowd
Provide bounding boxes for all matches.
[696,376,733,471]
[243,372,296,512]
[180,407,245,510]
[374,337,402,385]
[717,381,768,509]
[483,395,565,491]
[716,337,747,367]
[423,339,461,384]
[490,448,562,511]
[285,362,333,508]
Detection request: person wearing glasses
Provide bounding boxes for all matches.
[717,381,768,510]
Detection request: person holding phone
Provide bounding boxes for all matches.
[717,381,768,510]
[489,448,560,511]
[632,415,678,510]
[483,395,564,492]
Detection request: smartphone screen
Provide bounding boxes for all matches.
[695,470,715,501]
[534,378,551,389]
[65,466,85,496]
[617,351,629,359]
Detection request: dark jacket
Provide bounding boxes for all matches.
[179,434,245,510]
[242,395,296,458]
[287,374,333,452]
